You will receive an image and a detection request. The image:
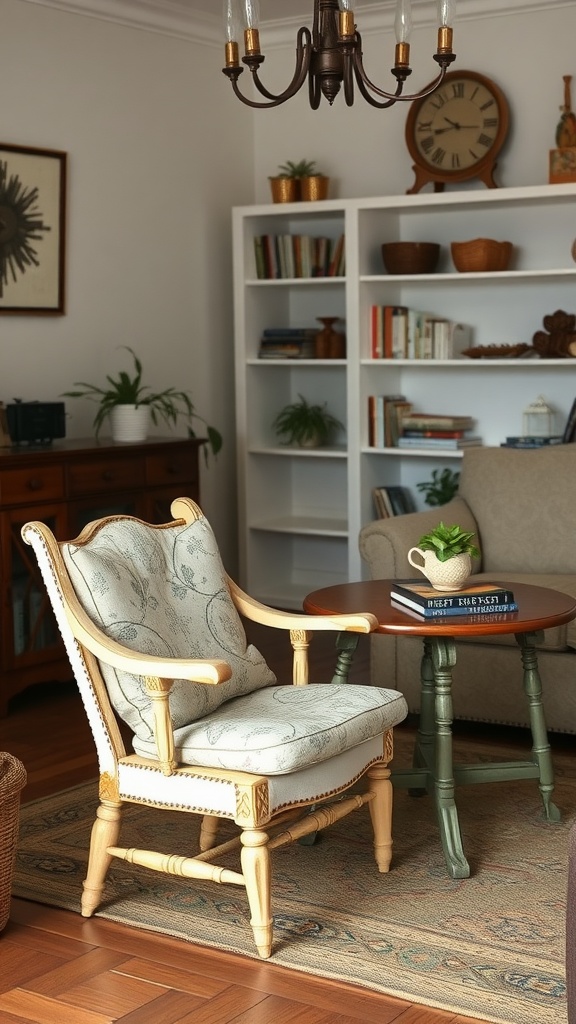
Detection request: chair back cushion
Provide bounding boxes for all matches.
[458,445,576,573]
[62,514,276,743]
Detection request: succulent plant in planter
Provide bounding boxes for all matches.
[416,522,480,562]
[272,394,343,448]
[269,160,329,203]
[408,522,480,592]
[62,347,222,462]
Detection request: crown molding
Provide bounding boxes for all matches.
[15,0,573,49]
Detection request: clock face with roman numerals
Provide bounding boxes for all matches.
[405,70,509,193]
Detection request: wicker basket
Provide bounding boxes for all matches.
[0,753,27,933]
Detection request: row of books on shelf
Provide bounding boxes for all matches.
[254,233,345,280]
[372,485,416,519]
[368,396,481,449]
[391,580,518,619]
[369,305,472,360]
[258,327,317,359]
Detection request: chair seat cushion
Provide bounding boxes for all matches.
[132,683,408,775]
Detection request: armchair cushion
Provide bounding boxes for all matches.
[132,682,407,775]
[63,515,275,743]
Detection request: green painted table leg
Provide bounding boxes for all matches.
[331,632,359,685]
[516,630,561,822]
[430,637,470,879]
[410,639,435,795]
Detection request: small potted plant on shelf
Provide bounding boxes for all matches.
[272,394,343,448]
[269,159,329,203]
[416,468,460,507]
[62,347,222,461]
[408,521,480,592]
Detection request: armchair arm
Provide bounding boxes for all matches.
[226,576,378,634]
[359,496,480,580]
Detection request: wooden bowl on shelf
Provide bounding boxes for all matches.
[451,238,513,273]
[381,242,440,275]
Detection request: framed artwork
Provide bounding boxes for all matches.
[0,143,67,315]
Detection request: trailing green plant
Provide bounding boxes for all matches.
[62,346,222,463]
[276,159,320,178]
[416,521,480,563]
[416,467,460,507]
[272,394,343,447]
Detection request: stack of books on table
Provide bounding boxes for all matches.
[397,413,482,450]
[258,328,317,359]
[390,579,518,618]
[500,435,563,448]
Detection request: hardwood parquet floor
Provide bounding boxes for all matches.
[0,624,559,1024]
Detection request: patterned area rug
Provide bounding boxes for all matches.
[13,732,575,1024]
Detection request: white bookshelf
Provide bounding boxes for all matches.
[233,184,576,608]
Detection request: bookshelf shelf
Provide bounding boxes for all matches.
[233,184,576,609]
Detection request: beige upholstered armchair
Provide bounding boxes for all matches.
[359,445,576,734]
[22,498,407,959]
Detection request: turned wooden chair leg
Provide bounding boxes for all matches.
[240,827,273,959]
[367,754,394,873]
[82,799,122,917]
[199,814,220,852]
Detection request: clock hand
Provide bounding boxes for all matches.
[442,116,481,130]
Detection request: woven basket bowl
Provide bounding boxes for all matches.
[0,752,27,932]
[381,241,440,275]
[451,238,513,273]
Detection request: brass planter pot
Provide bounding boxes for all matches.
[269,177,299,203]
[300,175,330,201]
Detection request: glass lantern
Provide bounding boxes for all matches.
[522,395,555,437]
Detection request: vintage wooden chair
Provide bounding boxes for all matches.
[22,498,408,958]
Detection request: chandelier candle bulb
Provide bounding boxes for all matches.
[395,0,412,43]
[437,0,455,53]
[223,0,241,65]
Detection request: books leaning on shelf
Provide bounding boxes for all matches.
[254,233,345,280]
[390,579,517,617]
[258,327,317,359]
[369,305,472,360]
[372,485,416,519]
[368,395,413,448]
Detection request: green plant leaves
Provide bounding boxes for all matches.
[417,521,480,562]
[272,394,343,446]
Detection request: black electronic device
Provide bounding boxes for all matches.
[7,401,66,445]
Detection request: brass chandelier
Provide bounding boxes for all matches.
[222,0,456,109]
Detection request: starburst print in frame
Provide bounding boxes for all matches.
[0,144,66,315]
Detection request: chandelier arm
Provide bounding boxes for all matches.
[342,50,355,107]
[352,30,449,105]
[244,27,312,105]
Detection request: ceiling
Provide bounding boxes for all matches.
[163,0,391,25]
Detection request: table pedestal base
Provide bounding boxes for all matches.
[335,630,559,879]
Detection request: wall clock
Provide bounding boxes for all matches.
[404,70,510,194]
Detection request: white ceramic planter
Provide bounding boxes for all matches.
[110,404,149,443]
[407,548,472,592]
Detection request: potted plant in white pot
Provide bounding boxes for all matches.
[272,394,343,448]
[408,521,480,592]
[62,347,222,461]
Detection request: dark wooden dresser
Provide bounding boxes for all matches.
[0,435,204,715]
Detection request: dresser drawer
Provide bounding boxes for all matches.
[0,466,64,506]
[146,451,198,488]
[67,458,145,497]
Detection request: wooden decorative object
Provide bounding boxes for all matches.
[532,309,576,357]
[549,76,576,184]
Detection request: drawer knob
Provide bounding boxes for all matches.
[28,478,43,491]
[102,471,114,481]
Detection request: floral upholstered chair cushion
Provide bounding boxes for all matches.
[62,515,276,743]
[61,510,408,776]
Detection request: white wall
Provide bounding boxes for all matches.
[3,0,576,574]
[252,3,576,201]
[1,0,254,570]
